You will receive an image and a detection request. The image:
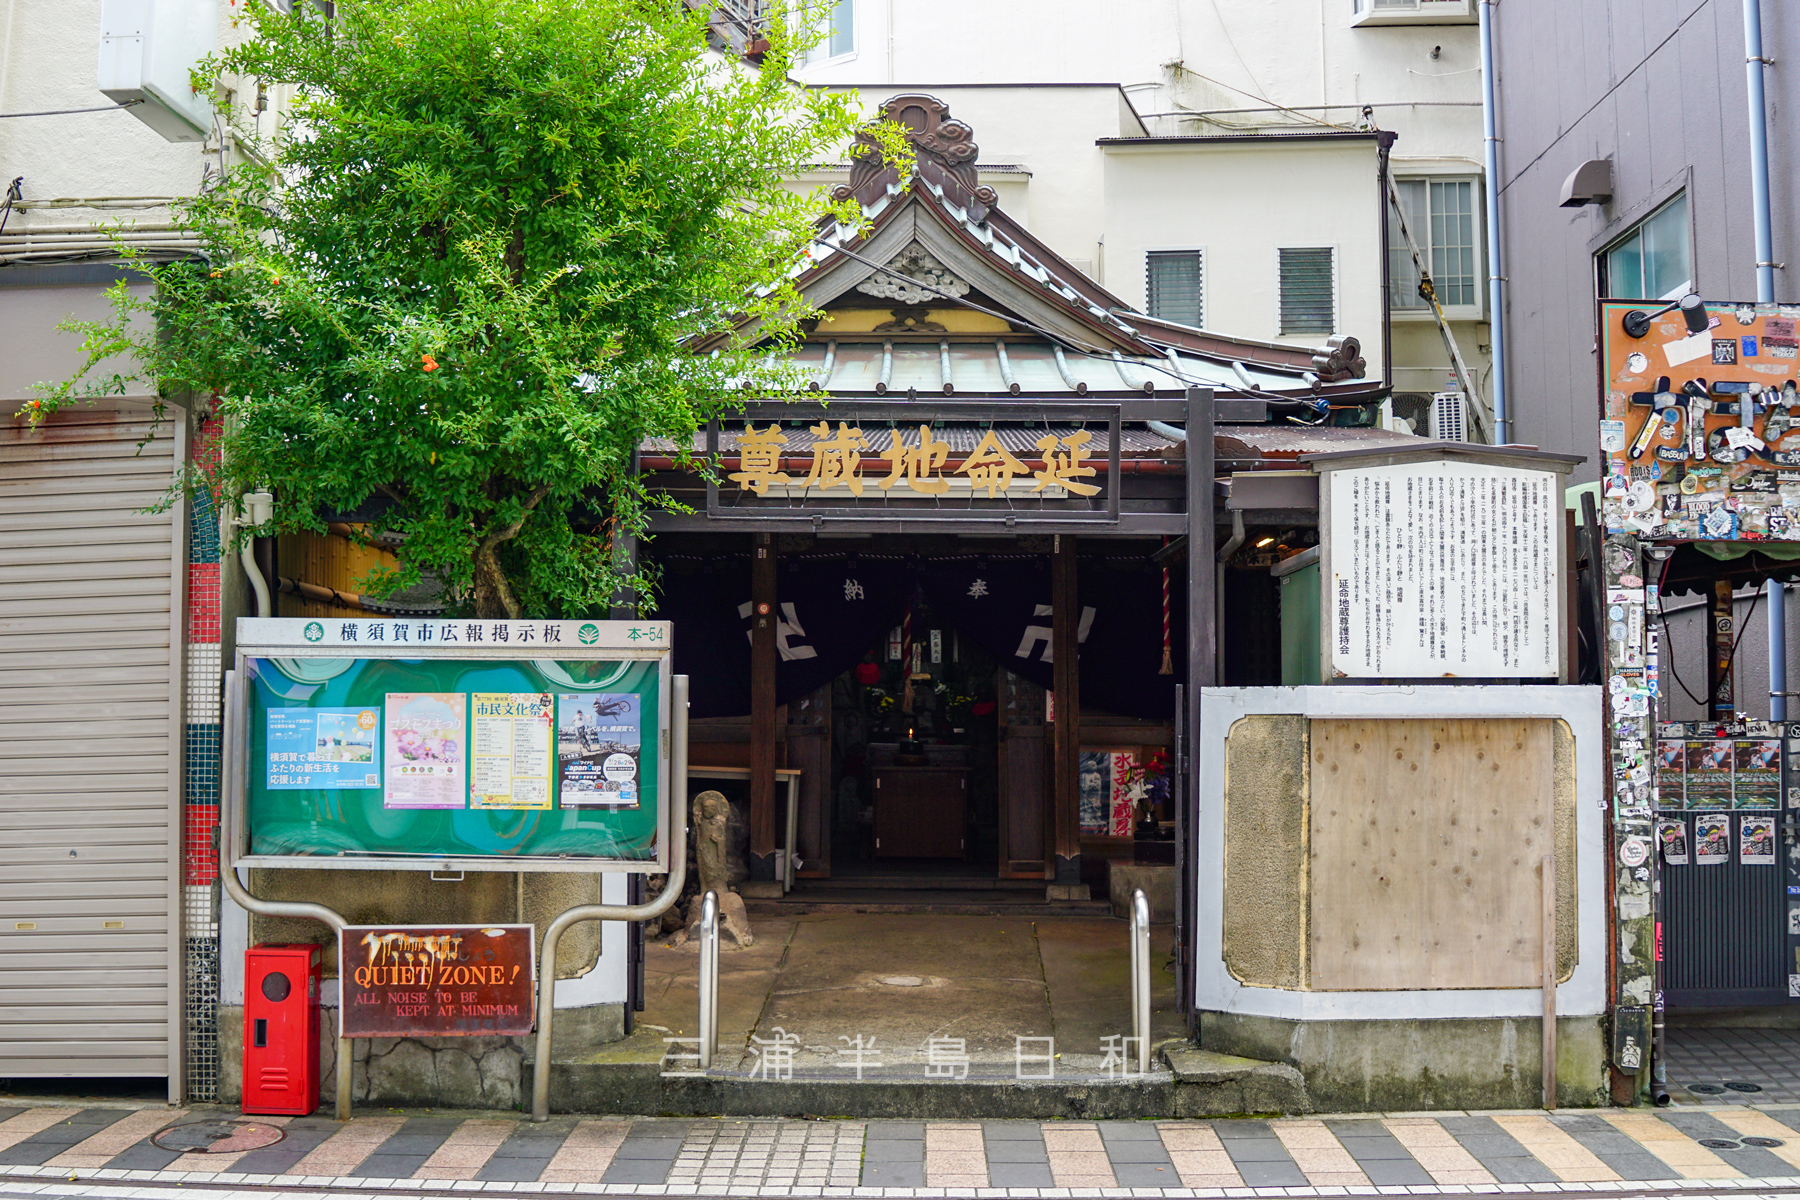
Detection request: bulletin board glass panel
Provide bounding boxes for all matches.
[230,616,672,872]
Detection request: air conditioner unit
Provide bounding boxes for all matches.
[98,0,220,143]
[1430,391,1469,442]
[1350,0,1476,26]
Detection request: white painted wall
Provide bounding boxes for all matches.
[796,0,1490,407]
[1101,138,1386,369]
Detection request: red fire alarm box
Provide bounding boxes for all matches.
[243,944,321,1116]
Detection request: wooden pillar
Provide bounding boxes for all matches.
[1181,387,1217,1034]
[1050,532,1083,892]
[749,532,779,880]
[1710,578,1735,720]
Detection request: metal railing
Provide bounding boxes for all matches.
[698,891,720,1069]
[1130,888,1152,1076]
[530,675,692,1122]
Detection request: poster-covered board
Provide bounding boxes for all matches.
[1318,455,1568,680]
[231,619,672,873]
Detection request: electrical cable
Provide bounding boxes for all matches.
[0,100,142,119]
[808,232,1366,414]
[1656,553,1706,709]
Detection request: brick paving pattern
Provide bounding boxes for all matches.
[19,1103,1800,1195]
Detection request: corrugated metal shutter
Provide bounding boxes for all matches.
[1145,250,1204,328]
[0,400,183,1079]
[1278,246,1336,336]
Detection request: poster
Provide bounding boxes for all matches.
[1695,815,1731,864]
[383,692,468,809]
[1686,740,1734,809]
[1657,818,1689,865]
[1656,741,1685,809]
[1734,740,1782,809]
[1078,750,1138,836]
[1740,815,1777,865]
[471,693,554,810]
[557,693,641,808]
[266,706,380,789]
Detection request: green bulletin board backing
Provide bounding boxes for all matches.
[246,655,661,863]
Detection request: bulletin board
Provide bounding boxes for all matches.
[226,617,673,873]
[1599,297,1800,541]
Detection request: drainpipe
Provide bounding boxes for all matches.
[1479,0,1507,441]
[238,491,274,618]
[1376,131,1397,400]
[1215,510,1246,669]
[1743,0,1787,721]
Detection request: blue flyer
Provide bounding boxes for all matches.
[267,707,382,790]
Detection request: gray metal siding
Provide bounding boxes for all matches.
[0,401,183,1078]
[1491,0,1797,476]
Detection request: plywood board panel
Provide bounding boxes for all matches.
[1309,717,1555,991]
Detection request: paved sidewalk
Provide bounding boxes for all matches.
[14,1106,1800,1196]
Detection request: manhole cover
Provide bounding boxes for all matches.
[1688,1083,1728,1094]
[1726,1081,1765,1093]
[152,1119,286,1154]
[1745,1137,1787,1148]
[1698,1139,1742,1150]
[876,975,924,987]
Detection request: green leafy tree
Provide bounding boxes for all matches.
[34,0,873,618]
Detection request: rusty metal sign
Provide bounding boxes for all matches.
[340,925,535,1038]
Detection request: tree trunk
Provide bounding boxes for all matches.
[471,539,523,619]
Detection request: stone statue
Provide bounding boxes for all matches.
[668,790,754,949]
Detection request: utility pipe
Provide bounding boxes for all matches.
[530,674,690,1122]
[1743,0,1787,721]
[219,668,355,1118]
[1479,0,1508,439]
[239,491,273,618]
[1215,510,1247,675]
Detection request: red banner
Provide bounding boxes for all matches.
[340,925,535,1037]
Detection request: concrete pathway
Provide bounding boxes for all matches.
[12,1105,1800,1196]
[640,913,1185,1077]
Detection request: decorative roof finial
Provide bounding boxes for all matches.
[833,93,999,222]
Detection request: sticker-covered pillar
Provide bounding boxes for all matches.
[1604,534,1656,1103]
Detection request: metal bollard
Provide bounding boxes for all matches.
[1130,888,1151,1075]
[698,890,719,1069]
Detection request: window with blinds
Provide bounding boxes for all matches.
[1278,246,1336,336]
[1145,249,1204,328]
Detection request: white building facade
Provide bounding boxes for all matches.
[792,0,1492,438]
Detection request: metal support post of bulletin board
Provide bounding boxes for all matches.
[530,673,690,1122]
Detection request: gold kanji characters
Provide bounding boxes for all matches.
[877,425,952,494]
[729,423,791,494]
[802,421,870,494]
[1032,430,1100,496]
[957,429,1030,498]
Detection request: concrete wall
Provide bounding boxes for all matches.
[1491,0,1800,473]
[219,870,631,1109]
[1198,685,1608,1109]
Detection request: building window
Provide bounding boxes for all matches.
[1278,246,1336,336]
[1389,178,1480,314]
[805,0,853,60]
[1601,193,1691,300]
[1145,249,1205,328]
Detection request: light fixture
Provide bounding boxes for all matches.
[1623,293,1709,339]
[1255,536,1276,548]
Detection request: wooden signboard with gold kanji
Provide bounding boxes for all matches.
[1599,297,1800,541]
[704,401,1126,523]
